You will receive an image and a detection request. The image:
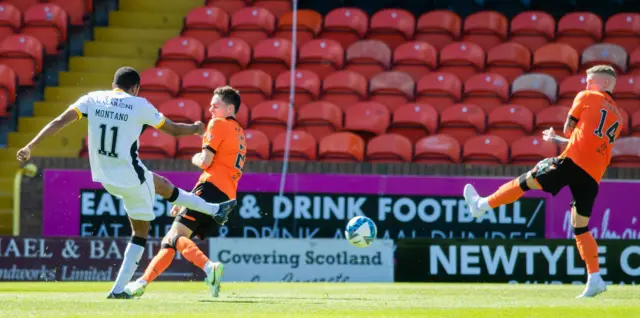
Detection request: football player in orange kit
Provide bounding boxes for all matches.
[125,86,246,298]
[464,65,621,298]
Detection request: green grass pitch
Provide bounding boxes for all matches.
[0,282,639,317]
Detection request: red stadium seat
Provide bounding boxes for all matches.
[509,11,555,52]
[273,70,321,108]
[229,7,275,47]
[139,130,176,159]
[604,13,640,54]
[439,104,486,145]
[252,0,291,18]
[631,48,640,75]
[0,4,20,43]
[532,43,579,82]
[486,105,534,144]
[462,11,508,52]
[619,108,631,137]
[510,73,558,113]
[611,136,640,167]
[462,135,509,165]
[298,39,344,80]
[486,42,531,83]
[3,0,38,13]
[318,132,365,162]
[462,73,509,113]
[0,35,43,86]
[556,12,603,54]
[244,129,270,160]
[366,134,412,163]
[534,105,570,136]
[580,43,628,74]
[157,37,206,77]
[392,41,437,82]
[182,7,230,46]
[389,103,438,143]
[202,38,251,77]
[138,68,180,107]
[366,9,415,50]
[296,101,343,141]
[229,70,272,109]
[369,71,415,112]
[510,136,558,165]
[320,70,367,112]
[49,0,87,26]
[250,38,292,78]
[273,10,322,47]
[438,42,485,80]
[22,4,68,55]
[0,65,16,117]
[272,130,317,161]
[176,135,203,159]
[632,110,640,136]
[344,101,390,140]
[320,8,368,49]
[206,0,246,15]
[614,75,640,114]
[558,75,587,106]
[249,100,291,139]
[0,35,44,86]
[235,102,249,127]
[415,72,462,112]
[345,40,391,80]
[159,99,202,124]
[179,69,227,109]
[415,10,461,50]
[414,134,461,164]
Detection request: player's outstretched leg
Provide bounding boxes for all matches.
[108,219,149,299]
[173,235,224,298]
[464,172,539,217]
[125,242,176,298]
[153,173,235,222]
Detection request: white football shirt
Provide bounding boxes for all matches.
[69,89,165,188]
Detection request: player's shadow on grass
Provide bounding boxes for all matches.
[198,299,325,305]
[230,296,367,301]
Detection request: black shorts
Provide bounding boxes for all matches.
[174,182,230,240]
[532,157,599,217]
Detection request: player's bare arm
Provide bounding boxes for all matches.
[16,108,80,162]
[542,127,569,145]
[158,118,205,137]
[563,115,578,137]
[191,148,214,170]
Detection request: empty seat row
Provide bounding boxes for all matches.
[158,36,640,86]
[140,67,640,115]
[182,7,640,54]
[1,0,89,25]
[0,3,69,55]
[87,128,639,168]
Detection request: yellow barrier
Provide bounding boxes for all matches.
[119,0,202,14]
[13,163,38,236]
[69,56,156,73]
[108,11,186,29]
[84,42,163,59]
[93,27,178,43]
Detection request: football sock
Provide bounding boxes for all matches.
[141,245,176,284]
[575,228,600,274]
[110,236,146,294]
[487,176,527,209]
[175,236,209,271]
[167,187,219,216]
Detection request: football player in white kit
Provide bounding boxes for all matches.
[16,67,237,299]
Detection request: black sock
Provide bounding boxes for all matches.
[574,226,589,236]
[167,187,179,202]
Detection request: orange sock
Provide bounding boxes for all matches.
[487,177,526,208]
[141,248,176,283]
[576,231,600,274]
[175,236,209,271]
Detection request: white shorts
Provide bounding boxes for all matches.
[102,170,156,221]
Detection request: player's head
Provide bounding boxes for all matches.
[210,85,241,119]
[112,67,141,95]
[586,65,616,93]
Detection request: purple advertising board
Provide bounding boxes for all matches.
[42,170,640,239]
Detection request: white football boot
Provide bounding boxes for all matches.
[576,274,607,298]
[204,262,224,298]
[124,280,146,298]
[464,184,488,218]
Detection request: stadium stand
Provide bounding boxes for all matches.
[1,0,639,235]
